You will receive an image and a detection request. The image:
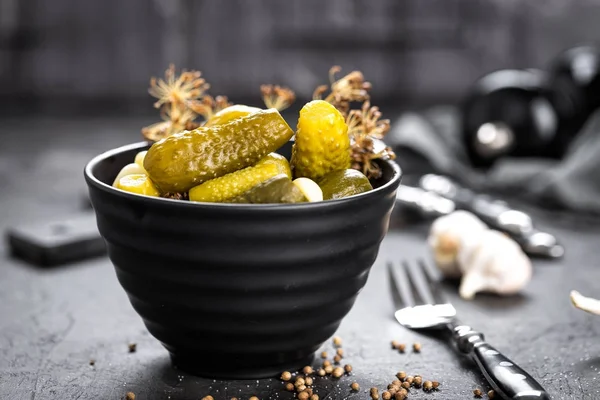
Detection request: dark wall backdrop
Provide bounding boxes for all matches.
[1,0,600,116]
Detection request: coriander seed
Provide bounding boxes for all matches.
[432,381,440,389]
[296,385,307,392]
[473,388,483,397]
[305,377,313,386]
[298,391,309,400]
[125,392,135,400]
[305,388,313,396]
[323,360,332,367]
[336,348,344,357]
[324,365,333,374]
[387,383,396,390]
[405,376,414,385]
[295,377,305,385]
[201,396,213,400]
[391,340,399,349]
[399,388,408,396]
[388,386,398,395]
[89,359,95,366]
[333,336,342,347]
[396,371,406,381]
[382,391,392,400]
[344,364,352,373]
[351,382,360,391]
[394,392,406,400]
[332,367,344,378]
[369,387,380,400]
[488,390,495,398]
[413,342,421,352]
[392,380,401,387]
[281,371,292,381]
[303,366,313,375]
[423,380,433,391]
[321,351,328,359]
[413,376,422,387]
[333,355,342,363]
[397,343,406,353]
[317,368,326,377]
[128,343,137,353]
[231,397,238,400]
[249,396,259,400]
[310,395,319,400]
[401,382,410,389]
[285,383,294,391]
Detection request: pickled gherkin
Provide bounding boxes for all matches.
[144,108,294,193]
[318,169,373,200]
[228,174,307,204]
[189,153,291,203]
[291,100,351,181]
[204,105,262,127]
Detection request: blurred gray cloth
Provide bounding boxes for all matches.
[387,106,600,214]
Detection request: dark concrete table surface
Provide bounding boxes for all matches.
[1,117,599,400]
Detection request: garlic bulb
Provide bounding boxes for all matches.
[428,210,488,278]
[458,229,532,300]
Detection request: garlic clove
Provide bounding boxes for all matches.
[112,163,147,187]
[459,269,489,300]
[570,290,600,315]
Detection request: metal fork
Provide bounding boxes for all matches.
[388,259,550,400]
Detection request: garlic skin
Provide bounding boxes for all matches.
[428,210,488,278]
[458,229,532,300]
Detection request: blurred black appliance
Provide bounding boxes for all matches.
[461,44,600,168]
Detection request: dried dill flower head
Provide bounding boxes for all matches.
[188,95,233,122]
[261,85,296,111]
[313,66,372,116]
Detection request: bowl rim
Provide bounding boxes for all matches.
[84,141,402,210]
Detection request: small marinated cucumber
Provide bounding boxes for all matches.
[204,105,262,126]
[229,174,307,204]
[291,100,351,181]
[292,177,323,202]
[116,174,160,197]
[318,169,373,200]
[112,163,147,187]
[189,153,291,203]
[144,108,294,193]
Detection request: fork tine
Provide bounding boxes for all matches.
[387,261,414,308]
[404,260,434,305]
[418,258,448,305]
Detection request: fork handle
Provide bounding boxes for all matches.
[453,325,550,400]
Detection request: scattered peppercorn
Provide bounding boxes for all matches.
[323,360,332,367]
[344,364,352,373]
[303,366,313,375]
[295,377,305,387]
[351,382,360,391]
[413,375,423,387]
[125,392,135,400]
[281,371,292,381]
[432,381,440,390]
[473,388,483,397]
[128,343,137,353]
[321,351,328,359]
[336,348,344,357]
[397,343,406,353]
[370,387,380,400]
[396,371,406,381]
[305,377,313,386]
[298,391,309,400]
[285,383,294,391]
[413,342,421,352]
[310,395,319,400]
[201,396,213,400]
[324,365,333,374]
[401,382,410,389]
[332,367,344,378]
[333,336,342,347]
[382,391,392,400]
[89,359,95,366]
[488,390,495,398]
[249,396,259,400]
[423,380,433,391]
[317,368,326,377]
[333,355,342,363]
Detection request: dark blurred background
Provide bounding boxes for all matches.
[2,0,599,118]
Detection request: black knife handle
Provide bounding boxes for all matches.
[453,325,549,400]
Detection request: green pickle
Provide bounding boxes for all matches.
[291,100,351,181]
[229,174,307,204]
[189,153,291,203]
[204,105,262,126]
[144,108,294,193]
[318,169,373,200]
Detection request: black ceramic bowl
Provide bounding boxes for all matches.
[84,140,401,379]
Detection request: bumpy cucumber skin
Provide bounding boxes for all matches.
[144,109,294,193]
[204,105,262,127]
[188,153,291,203]
[318,169,373,200]
[291,100,351,182]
